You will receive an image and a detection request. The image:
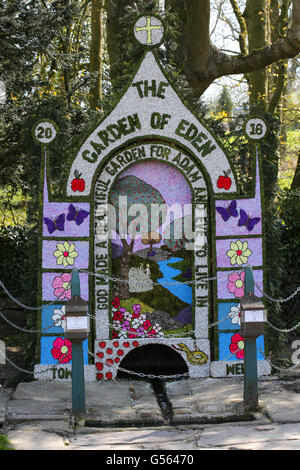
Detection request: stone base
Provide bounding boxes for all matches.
[33,351,271,381]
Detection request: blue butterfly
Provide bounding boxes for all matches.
[238,209,260,231]
[67,204,89,226]
[216,200,238,222]
[43,213,65,234]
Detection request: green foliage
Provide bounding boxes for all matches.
[112,253,188,316]
[276,189,300,329]
[0,224,39,372]
[217,86,233,117]
[0,434,14,451]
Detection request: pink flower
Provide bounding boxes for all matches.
[51,337,72,364]
[132,304,142,318]
[121,320,130,330]
[229,333,244,359]
[227,272,245,298]
[52,273,72,300]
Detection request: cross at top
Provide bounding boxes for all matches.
[134,15,164,46]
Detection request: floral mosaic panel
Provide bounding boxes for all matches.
[42,272,89,301]
[43,203,90,238]
[215,199,262,237]
[218,332,265,361]
[216,238,263,269]
[111,297,165,339]
[40,336,89,365]
[41,304,65,334]
[217,269,263,300]
[42,240,89,269]
[217,302,241,330]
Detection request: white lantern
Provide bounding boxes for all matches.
[240,293,267,338]
[64,295,89,341]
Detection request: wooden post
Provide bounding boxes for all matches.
[70,269,86,415]
[243,266,258,409]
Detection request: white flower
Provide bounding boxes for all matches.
[153,323,164,337]
[113,320,121,330]
[52,306,65,329]
[228,304,241,326]
[131,318,140,329]
[124,311,132,321]
[118,330,128,339]
[156,331,165,337]
[153,323,162,333]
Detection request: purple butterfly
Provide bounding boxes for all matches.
[216,200,238,222]
[67,204,89,226]
[43,214,65,234]
[238,209,260,232]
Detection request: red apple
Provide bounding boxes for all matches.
[71,170,85,192]
[217,172,232,190]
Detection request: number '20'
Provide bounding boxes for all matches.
[36,126,53,139]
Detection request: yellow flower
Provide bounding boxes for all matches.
[53,241,78,268]
[226,240,252,266]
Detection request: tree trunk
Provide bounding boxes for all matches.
[105,0,132,90]
[291,150,300,189]
[115,237,135,300]
[89,0,105,110]
[244,0,268,109]
[166,0,213,96]
[165,0,187,73]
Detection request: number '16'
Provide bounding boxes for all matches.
[250,123,263,135]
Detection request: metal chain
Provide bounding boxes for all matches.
[88,350,191,380]
[0,281,57,311]
[4,345,300,380]
[88,349,240,380]
[80,268,248,285]
[0,347,55,377]
[256,346,300,373]
[80,269,218,285]
[255,283,300,304]
[266,319,300,333]
[0,311,56,334]
[88,311,231,337]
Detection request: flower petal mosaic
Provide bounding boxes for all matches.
[35,23,269,381]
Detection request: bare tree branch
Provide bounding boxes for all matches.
[192,0,300,96]
[229,0,248,55]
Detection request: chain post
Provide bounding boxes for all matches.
[243,266,259,410]
[69,268,86,416]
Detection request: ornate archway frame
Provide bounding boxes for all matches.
[92,139,211,380]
